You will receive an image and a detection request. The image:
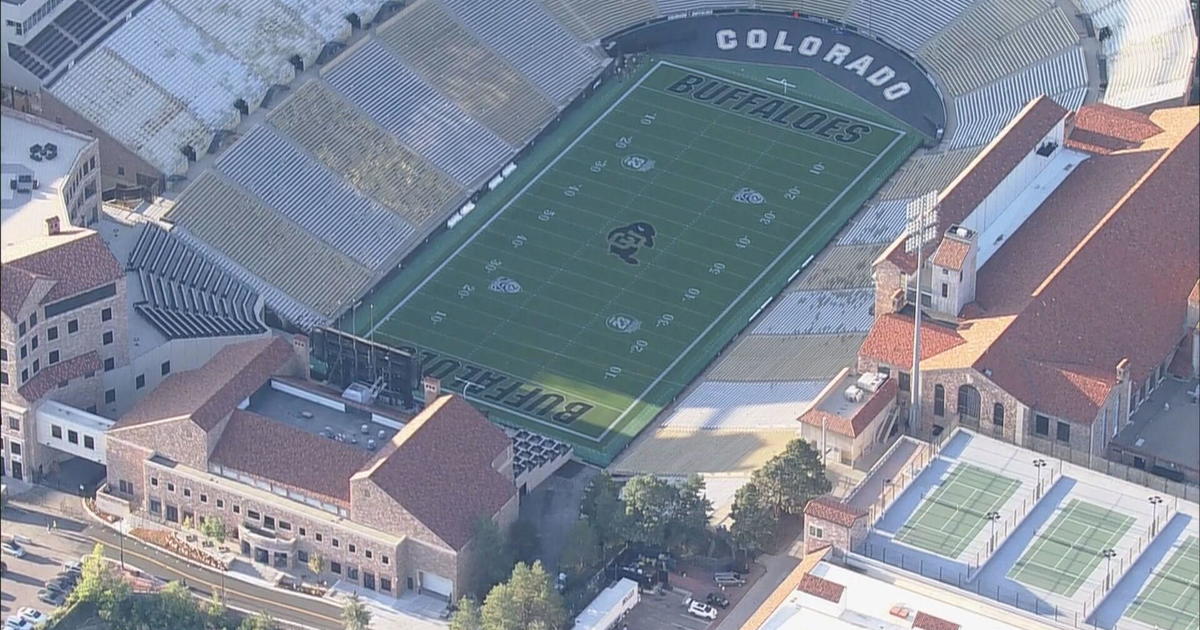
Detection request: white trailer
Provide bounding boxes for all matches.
[572,578,640,630]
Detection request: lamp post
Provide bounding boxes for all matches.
[1102,548,1117,590]
[986,511,1001,553]
[1148,495,1163,536]
[904,192,939,437]
[1032,459,1047,499]
[117,519,126,570]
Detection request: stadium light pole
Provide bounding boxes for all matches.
[985,511,1001,553]
[1032,459,1047,499]
[1101,548,1117,590]
[1148,495,1163,536]
[904,192,938,437]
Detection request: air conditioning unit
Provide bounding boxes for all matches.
[856,372,889,393]
[844,385,865,402]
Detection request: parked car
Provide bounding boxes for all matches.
[3,616,34,630]
[0,541,25,558]
[706,592,730,609]
[36,590,65,607]
[686,600,718,620]
[62,560,82,575]
[43,578,72,595]
[713,571,745,587]
[16,609,47,629]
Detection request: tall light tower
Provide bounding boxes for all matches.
[903,191,939,436]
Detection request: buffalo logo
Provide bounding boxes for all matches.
[732,187,765,204]
[621,154,655,172]
[605,313,641,334]
[607,222,656,265]
[488,276,522,294]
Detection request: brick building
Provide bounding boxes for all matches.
[102,336,519,601]
[855,99,1199,470]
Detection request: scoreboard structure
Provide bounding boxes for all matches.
[309,327,420,410]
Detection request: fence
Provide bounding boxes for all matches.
[1025,436,1199,503]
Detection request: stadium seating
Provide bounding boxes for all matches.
[541,0,657,41]
[326,39,512,185]
[950,46,1088,149]
[874,147,982,200]
[436,0,604,103]
[89,0,140,19]
[791,244,881,291]
[214,124,417,269]
[376,0,558,146]
[660,380,829,430]
[1086,0,1198,109]
[7,44,51,79]
[165,173,374,320]
[128,223,267,339]
[24,23,77,70]
[104,2,265,130]
[753,0,846,21]
[163,0,310,84]
[844,0,975,53]
[268,81,464,231]
[53,2,106,44]
[705,333,867,381]
[50,48,212,176]
[750,289,875,335]
[837,199,911,246]
[272,0,364,43]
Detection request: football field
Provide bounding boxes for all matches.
[370,60,918,463]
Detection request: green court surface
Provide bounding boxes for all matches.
[365,59,918,464]
[1009,499,1135,596]
[1126,536,1200,630]
[893,463,1021,558]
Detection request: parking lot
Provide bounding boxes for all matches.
[1,503,92,620]
[623,587,729,630]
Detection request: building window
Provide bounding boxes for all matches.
[933,385,945,416]
[247,510,260,521]
[957,385,981,420]
[10,442,20,455]
[348,543,356,554]
[151,477,159,486]
[263,516,275,529]
[118,480,132,494]
[149,499,162,514]
[941,283,948,298]
[30,336,38,350]
[118,166,125,176]
[105,389,116,404]
[992,404,1005,427]
[347,565,358,581]
[0,372,6,386]
[20,346,27,359]
[68,319,78,334]
[1056,421,1071,443]
[898,371,910,393]
[29,313,36,327]
[365,550,372,560]
[68,430,78,444]
[104,358,115,371]
[84,435,95,449]
[183,488,191,498]
[167,482,175,492]
[380,577,391,592]
[315,533,323,542]
[101,308,112,322]
[1133,455,1146,469]
[808,525,824,539]
[136,374,145,389]
[0,348,6,361]
[216,499,225,509]
[332,538,340,548]
[49,350,59,365]
[18,322,25,336]
[297,549,308,563]
[382,555,389,565]
[47,326,58,341]
[52,425,63,439]
[102,331,113,345]
[161,361,171,376]
[1035,414,1050,436]
[165,505,179,523]
[299,527,307,537]
[21,369,28,383]
[330,561,341,574]
[279,521,291,531]
[32,359,39,374]
[233,505,241,514]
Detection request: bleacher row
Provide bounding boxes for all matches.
[128,223,267,339]
[8,0,138,78]
[1084,0,1198,109]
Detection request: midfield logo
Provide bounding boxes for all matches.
[733,187,765,204]
[621,154,656,172]
[488,276,522,294]
[607,222,657,265]
[605,313,642,334]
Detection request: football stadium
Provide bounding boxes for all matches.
[14,0,1193,465]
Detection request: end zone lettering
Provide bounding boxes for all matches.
[667,74,871,144]
[410,348,595,425]
[715,28,911,101]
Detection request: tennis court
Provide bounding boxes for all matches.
[893,463,1021,558]
[1009,499,1135,596]
[1125,536,1200,630]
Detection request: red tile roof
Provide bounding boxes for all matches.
[931,237,970,271]
[113,336,293,432]
[797,574,845,603]
[859,313,966,366]
[355,395,515,550]
[17,351,100,401]
[913,611,961,630]
[975,124,1200,423]
[1072,104,1163,146]
[1,233,122,317]
[889,97,1068,273]
[1190,280,1199,306]
[804,496,867,527]
[210,410,371,504]
[799,378,898,438]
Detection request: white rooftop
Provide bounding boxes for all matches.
[1,111,93,253]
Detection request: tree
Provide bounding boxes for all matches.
[580,473,626,553]
[467,517,514,597]
[157,580,204,630]
[480,562,567,630]
[558,519,600,578]
[238,611,279,630]
[619,475,679,549]
[200,516,227,544]
[508,519,540,565]
[341,592,371,630]
[730,481,777,555]
[667,474,712,554]
[449,597,483,630]
[307,553,327,578]
[753,439,831,516]
[202,591,230,629]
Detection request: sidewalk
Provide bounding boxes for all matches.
[325,579,449,629]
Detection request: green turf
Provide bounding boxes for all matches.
[364,59,918,463]
[1008,499,1135,596]
[893,463,1020,558]
[1126,536,1200,630]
